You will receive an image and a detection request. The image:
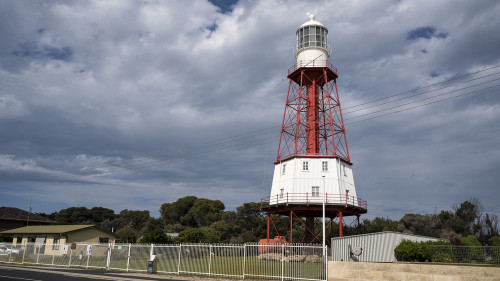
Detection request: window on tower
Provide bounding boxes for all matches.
[312,186,319,197]
[282,163,286,175]
[322,161,328,171]
[280,188,284,198]
[303,161,309,171]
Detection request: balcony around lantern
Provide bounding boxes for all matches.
[261,192,367,211]
[287,60,338,75]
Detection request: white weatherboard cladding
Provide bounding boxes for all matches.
[330,231,443,262]
[270,158,358,205]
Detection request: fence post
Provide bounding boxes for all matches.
[177,244,182,274]
[52,246,55,266]
[36,245,40,264]
[242,244,246,279]
[7,243,12,263]
[69,247,72,267]
[21,242,26,264]
[208,244,212,276]
[281,244,284,281]
[105,243,111,270]
[86,244,90,268]
[126,243,131,272]
[324,245,328,281]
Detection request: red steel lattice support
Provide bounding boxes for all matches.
[275,63,350,163]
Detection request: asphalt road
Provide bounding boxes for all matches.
[0,264,190,281]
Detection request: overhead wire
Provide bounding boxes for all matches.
[343,64,500,110]
[1,63,499,181]
[343,70,500,115]
[18,79,497,182]
[344,77,500,121]
[89,70,500,174]
[346,84,500,125]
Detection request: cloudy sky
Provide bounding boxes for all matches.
[1,0,499,221]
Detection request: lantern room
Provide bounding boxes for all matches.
[295,14,331,67]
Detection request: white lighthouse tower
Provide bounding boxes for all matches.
[261,14,367,243]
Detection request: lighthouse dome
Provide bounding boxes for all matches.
[300,14,326,28]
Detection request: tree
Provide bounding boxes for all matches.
[115,226,137,243]
[100,218,126,233]
[361,217,398,233]
[119,209,150,230]
[160,196,225,228]
[52,206,115,225]
[35,211,57,221]
[90,207,116,223]
[187,198,225,227]
[236,202,266,235]
[55,207,93,224]
[160,196,198,225]
[139,217,165,237]
[139,229,172,244]
[178,228,205,243]
[397,214,440,237]
[453,198,483,236]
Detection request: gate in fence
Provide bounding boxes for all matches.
[0,242,327,280]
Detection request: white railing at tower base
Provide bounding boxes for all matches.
[0,242,327,280]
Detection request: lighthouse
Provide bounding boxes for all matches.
[261,14,367,244]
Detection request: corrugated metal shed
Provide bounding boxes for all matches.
[331,231,443,262]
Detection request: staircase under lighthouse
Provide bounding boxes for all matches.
[261,14,367,244]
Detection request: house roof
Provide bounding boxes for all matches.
[0,207,52,223]
[0,224,114,237]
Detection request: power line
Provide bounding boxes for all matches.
[343,71,500,115]
[344,77,500,121]
[346,84,500,125]
[12,81,496,182]
[2,63,499,181]
[343,64,500,110]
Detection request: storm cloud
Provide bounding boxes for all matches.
[1,0,499,220]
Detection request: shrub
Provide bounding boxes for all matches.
[491,236,500,246]
[394,240,452,262]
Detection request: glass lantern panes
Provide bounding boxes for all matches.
[297,25,327,50]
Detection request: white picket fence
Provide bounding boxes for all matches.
[0,242,327,280]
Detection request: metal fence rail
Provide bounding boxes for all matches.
[0,242,326,280]
[429,245,500,264]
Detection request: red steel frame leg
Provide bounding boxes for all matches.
[339,212,343,237]
[267,212,270,242]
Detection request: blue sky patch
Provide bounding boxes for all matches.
[207,23,218,32]
[13,42,73,62]
[430,71,439,77]
[407,26,448,41]
[208,0,238,14]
